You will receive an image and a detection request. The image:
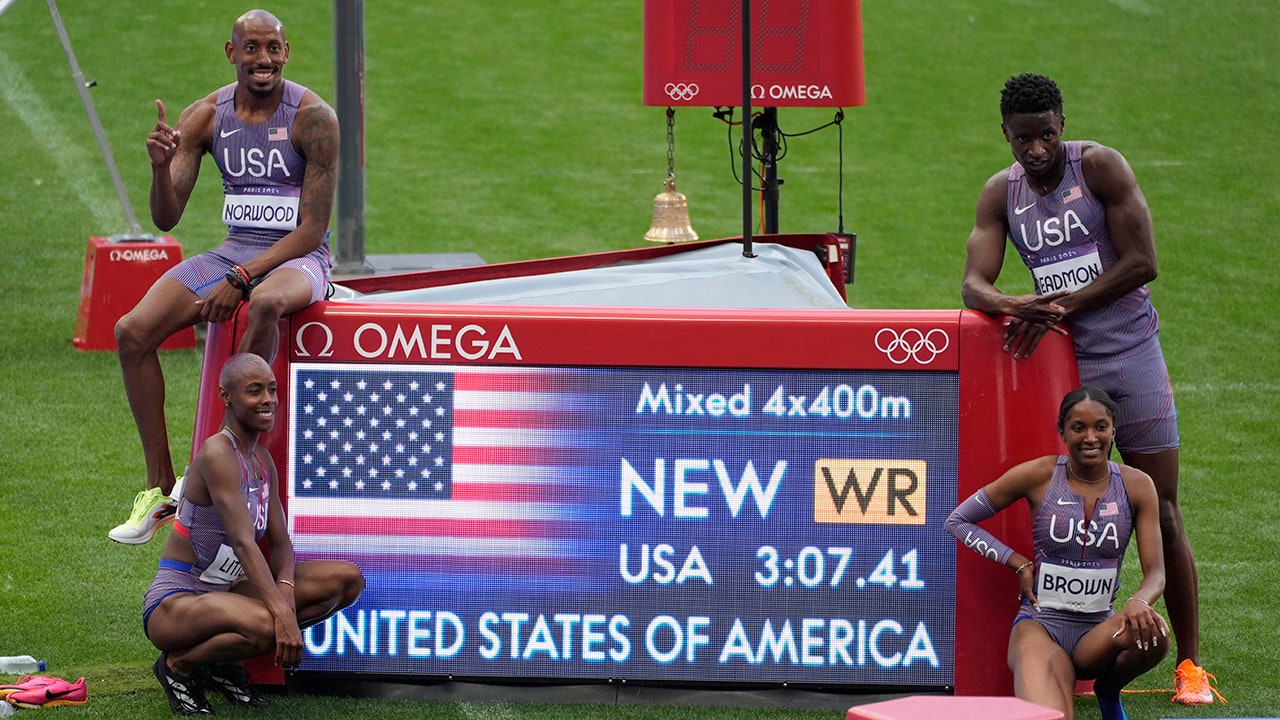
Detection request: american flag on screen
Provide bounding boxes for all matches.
[287,363,611,579]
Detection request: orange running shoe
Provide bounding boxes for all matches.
[1173,658,1222,705]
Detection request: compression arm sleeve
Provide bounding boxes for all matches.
[944,488,1015,565]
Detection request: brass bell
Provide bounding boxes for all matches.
[644,175,698,243]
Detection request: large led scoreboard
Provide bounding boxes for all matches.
[192,237,1076,698]
[643,0,865,108]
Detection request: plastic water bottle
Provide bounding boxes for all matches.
[0,655,46,674]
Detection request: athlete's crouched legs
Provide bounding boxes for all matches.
[295,560,365,629]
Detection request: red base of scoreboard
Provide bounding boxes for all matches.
[193,234,1072,697]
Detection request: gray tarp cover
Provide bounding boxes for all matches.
[331,242,849,310]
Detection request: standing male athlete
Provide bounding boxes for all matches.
[110,9,338,546]
[960,72,1217,705]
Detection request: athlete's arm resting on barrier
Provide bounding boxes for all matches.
[945,488,1014,565]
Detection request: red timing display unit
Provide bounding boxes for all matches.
[192,236,1074,698]
[74,235,195,351]
[643,0,865,107]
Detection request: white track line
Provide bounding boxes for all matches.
[0,44,124,229]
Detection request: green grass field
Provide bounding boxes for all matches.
[1,1,1277,718]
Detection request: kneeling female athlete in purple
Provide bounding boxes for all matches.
[142,353,364,715]
[946,386,1167,720]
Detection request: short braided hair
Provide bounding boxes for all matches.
[1000,73,1064,119]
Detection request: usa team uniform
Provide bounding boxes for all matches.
[161,79,330,304]
[1012,458,1134,654]
[1006,141,1177,452]
[142,430,272,637]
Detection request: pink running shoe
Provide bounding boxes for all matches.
[0,675,57,701]
[8,676,88,708]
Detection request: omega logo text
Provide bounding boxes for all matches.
[353,322,522,361]
[750,84,834,101]
[108,248,170,262]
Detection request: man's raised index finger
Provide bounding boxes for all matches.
[155,99,167,126]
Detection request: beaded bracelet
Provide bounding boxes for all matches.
[1014,560,1033,574]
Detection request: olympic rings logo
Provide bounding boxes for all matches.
[665,83,699,101]
[874,327,950,365]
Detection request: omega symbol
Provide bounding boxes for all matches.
[294,321,335,358]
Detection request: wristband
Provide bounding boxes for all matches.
[224,264,254,300]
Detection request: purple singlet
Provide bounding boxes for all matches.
[212,80,309,245]
[1030,457,1133,613]
[174,429,271,585]
[1006,141,1159,358]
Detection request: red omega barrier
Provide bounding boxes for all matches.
[73,235,196,351]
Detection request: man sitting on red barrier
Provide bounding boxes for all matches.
[110,8,337,544]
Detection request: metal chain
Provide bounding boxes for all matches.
[665,107,676,179]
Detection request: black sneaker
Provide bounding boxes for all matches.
[201,663,269,708]
[152,654,213,716]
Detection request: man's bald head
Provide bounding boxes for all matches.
[219,352,274,391]
[232,9,284,43]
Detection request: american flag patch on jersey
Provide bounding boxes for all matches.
[1062,185,1083,203]
[268,126,289,142]
[1099,501,1118,517]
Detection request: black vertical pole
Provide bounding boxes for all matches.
[333,0,368,273]
[740,0,754,258]
[759,106,779,234]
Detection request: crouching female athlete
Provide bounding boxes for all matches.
[945,386,1168,720]
[142,353,364,715]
